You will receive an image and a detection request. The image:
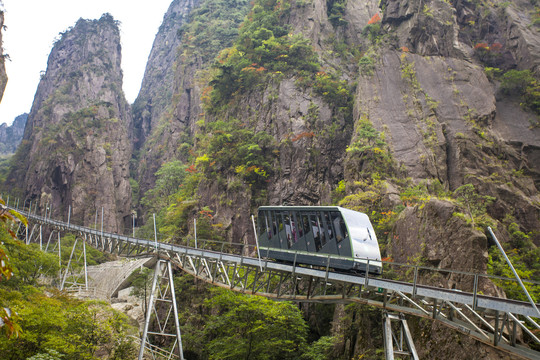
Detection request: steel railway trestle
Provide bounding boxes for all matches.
[7,206,540,360]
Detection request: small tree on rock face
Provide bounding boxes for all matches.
[453,183,495,226]
[500,69,540,117]
[141,160,188,214]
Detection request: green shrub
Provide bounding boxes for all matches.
[500,69,540,117]
[358,55,375,76]
[327,0,348,27]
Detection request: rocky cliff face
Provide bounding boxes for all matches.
[0,9,6,102]
[136,0,539,247]
[132,0,539,356]
[2,0,537,356]
[0,114,27,154]
[134,0,250,202]
[6,14,133,232]
[131,0,199,151]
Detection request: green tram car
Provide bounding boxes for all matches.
[256,206,382,274]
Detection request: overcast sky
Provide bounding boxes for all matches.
[0,0,173,126]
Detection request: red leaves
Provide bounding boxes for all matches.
[241,64,266,73]
[474,42,489,50]
[186,164,198,173]
[0,248,12,282]
[474,42,503,52]
[367,13,381,25]
[0,307,21,339]
[490,42,503,52]
[291,131,315,142]
[199,209,213,219]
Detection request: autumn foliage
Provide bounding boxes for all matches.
[474,42,489,50]
[367,13,381,25]
[291,131,315,142]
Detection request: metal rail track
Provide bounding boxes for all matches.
[12,208,540,359]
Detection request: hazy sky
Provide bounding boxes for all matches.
[0,0,173,126]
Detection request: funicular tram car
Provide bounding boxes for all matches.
[256,206,382,274]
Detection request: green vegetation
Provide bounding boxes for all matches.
[37,101,118,163]
[162,272,344,360]
[177,0,250,64]
[196,118,276,188]
[0,292,138,360]
[483,67,540,126]
[500,69,540,120]
[205,0,356,113]
[488,222,540,302]
[0,198,137,359]
[140,116,279,242]
[363,22,382,45]
[345,117,394,177]
[141,160,188,215]
[452,183,495,229]
[0,156,10,191]
[327,0,348,27]
[203,288,308,359]
[358,55,375,76]
[209,36,318,110]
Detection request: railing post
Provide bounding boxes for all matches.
[101,207,104,236]
[512,317,517,347]
[494,310,500,346]
[251,215,263,271]
[194,218,197,249]
[412,265,418,298]
[472,273,479,310]
[324,255,331,295]
[365,260,370,287]
[153,213,158,251]
[83,235,88,291]
[58,232,62,278]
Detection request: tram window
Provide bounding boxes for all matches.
[310,214,322,251]
[294,212,303,237]
[323,212,334,242]
[257,212,266,238]
[317,213,327,246]
[301,214,310,236]
[290,212,298,243]
[264,211,271,239]
[270,211,277,239]
[331,212,347,243]
[284,213,293,248]
[275,211,284,245]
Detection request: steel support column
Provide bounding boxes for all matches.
[383,311,419,360]
[139,259,184,360]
